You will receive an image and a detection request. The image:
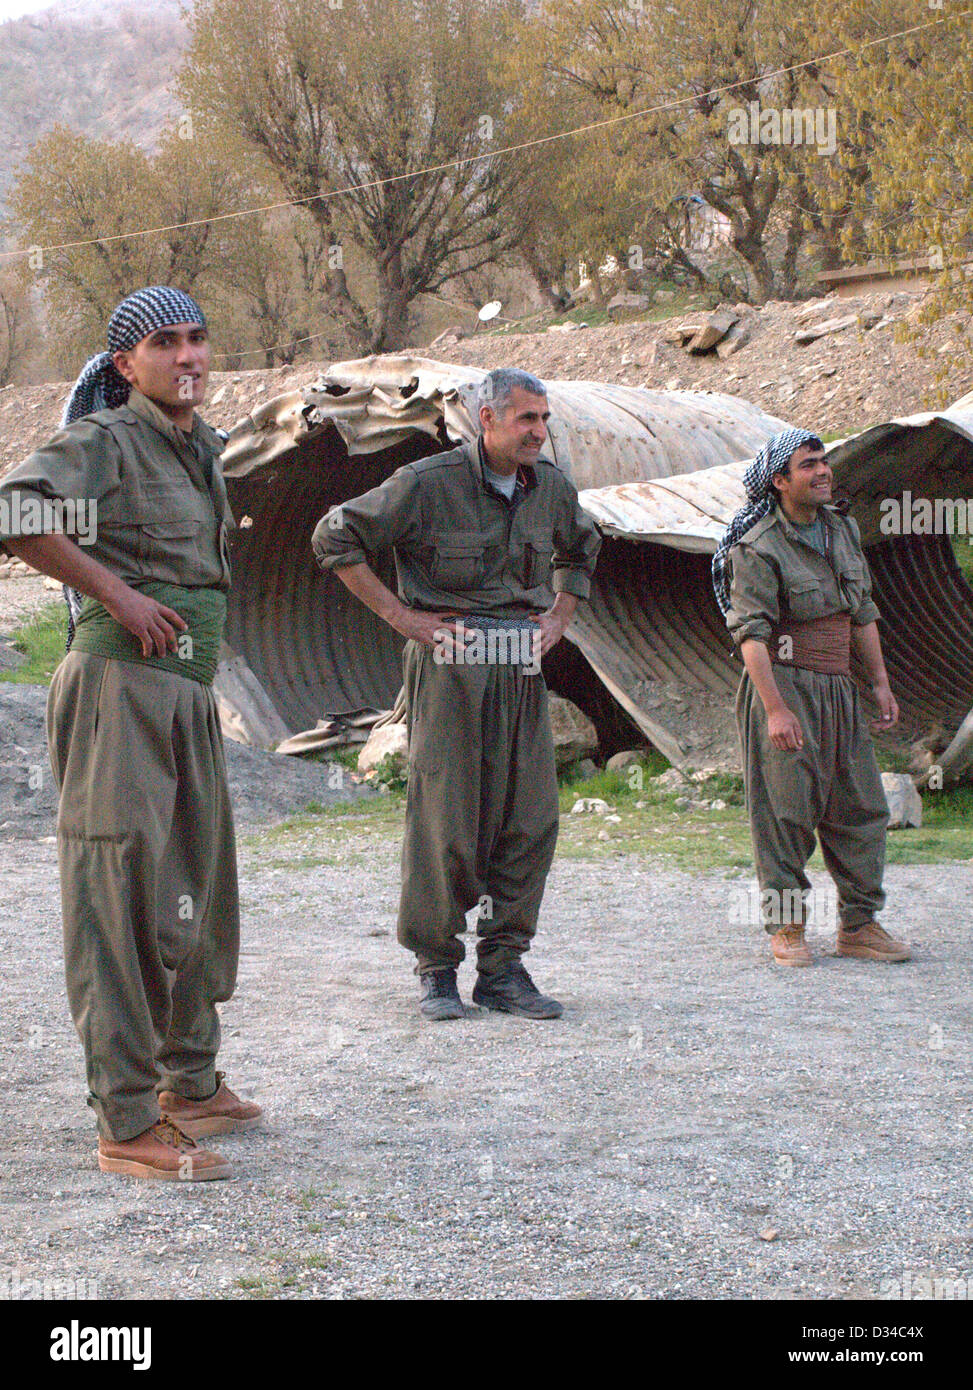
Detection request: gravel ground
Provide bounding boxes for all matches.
[2,576,971,1302]
[1,813,971,1301]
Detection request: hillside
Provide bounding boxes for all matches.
[0,0,184,211]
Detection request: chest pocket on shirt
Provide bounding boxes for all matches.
[785,578,827,621]
[837,556,866,611]
[429,533,483,590]
[523,534,553,589]
[136,517,203,568]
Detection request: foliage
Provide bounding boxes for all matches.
[0,601,67,685]
[178,0,531,352]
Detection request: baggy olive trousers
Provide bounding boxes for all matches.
[397,640,559,976]
[47,651,240,1141]
[737,665,889,932]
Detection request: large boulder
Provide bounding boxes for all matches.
[548,695,599,769]
[358,721,409,775]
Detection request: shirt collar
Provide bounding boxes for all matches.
[126,387,219,457]
[774,503,838,539]
[474,435,538,493]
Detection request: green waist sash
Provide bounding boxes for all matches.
[70,582,226,686]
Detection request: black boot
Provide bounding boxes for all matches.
[472,962,563,1019]
[419,968,465,1021]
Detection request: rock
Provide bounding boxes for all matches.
[653,767,687,789]
[607,291,653,321]
[548,694,598,769]
[687,309,738,353]
[663,320,702,346]
[881,773,922,828]
[715,321,751,359]
[0,639,26,672]
[357,722,409,775]
[42,576,61,591]
[606,750,643,772]
[570,798,611,815]
[758,1228,779,1242]
[574,757,599,780]
[794,313,858,345]
[428,326,467,350]
[710,799,727,811]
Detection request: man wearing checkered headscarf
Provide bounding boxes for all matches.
[0,286,261,1180]
[712,426,822,615]
[719,428,909,969]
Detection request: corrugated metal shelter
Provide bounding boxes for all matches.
[218,355,973,780]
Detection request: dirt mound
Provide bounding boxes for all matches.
[1,289,967,477]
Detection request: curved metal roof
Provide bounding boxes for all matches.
[217,356,973,780]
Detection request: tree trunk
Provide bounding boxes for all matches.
[521,243,570,311]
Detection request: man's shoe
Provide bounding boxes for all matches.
[97,1120,232,1181]
[836,921,911,962]
[158,1072,263,1139]
[770,926,813,966]
[419,968,465,1020]
[472,962,563,1019]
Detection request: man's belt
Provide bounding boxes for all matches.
[419,612,541,667]
[69,581,227,685]
[769,614,851,675]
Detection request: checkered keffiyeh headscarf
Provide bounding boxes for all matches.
[60,286,207,427]
[711,427,824,614]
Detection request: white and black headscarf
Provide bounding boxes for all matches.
[61,286,208,645]
[711,427,823,615]
[60,285,207,426]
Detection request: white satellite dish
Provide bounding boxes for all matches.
[478,300,502,322]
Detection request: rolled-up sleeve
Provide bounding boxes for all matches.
[311,464,423,571]
[0,420,116,555]
[725,543,779,647]
[551,482,601,600]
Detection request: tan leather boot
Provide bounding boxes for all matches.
[158,1072,263,1139]
[836,921,911,962]
[97,1120,232,1181]
[770,926,813,966]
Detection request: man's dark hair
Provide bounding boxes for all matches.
[775,435,825,477]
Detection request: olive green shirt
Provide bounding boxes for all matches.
[0,388,233,591]
[311,438,602,616]
[725,505,880,648]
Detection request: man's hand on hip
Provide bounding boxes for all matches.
[102,581,188,658]
[531,593,578,657]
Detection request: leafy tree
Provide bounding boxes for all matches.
[177,0,531,352]
[502,0,887,302]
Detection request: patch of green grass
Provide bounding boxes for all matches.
[234,1276,280,1298]
[951,533,973,586]
[245,752,973,870]
[0,602,67,684]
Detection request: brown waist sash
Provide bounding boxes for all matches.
[769,614,851,675]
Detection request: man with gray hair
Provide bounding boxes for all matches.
[313,367,601,1019]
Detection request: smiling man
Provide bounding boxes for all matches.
[0,287,261,1179]
[712,427,910,967]
[313,368,601,1019]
